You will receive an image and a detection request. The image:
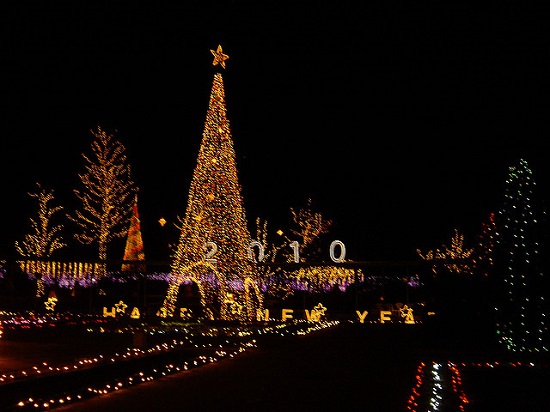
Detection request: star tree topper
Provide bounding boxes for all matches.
[211,44,229,69]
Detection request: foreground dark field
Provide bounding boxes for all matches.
[0,316,548,412]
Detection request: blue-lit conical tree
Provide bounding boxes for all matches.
[161,45,262,321]
[495,158,548,352]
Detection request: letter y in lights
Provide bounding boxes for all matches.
[356,310,368,323]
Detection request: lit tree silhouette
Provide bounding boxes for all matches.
[68,126,136,271]
[162,45,261,321]
[15,182,67,259]
[15,182,67,297]
[256,200,355,295]
[494,158,548,352]
[253,217,292,299]
[121,194,146,273]
[288,197,332,262]
[417,228,474,275]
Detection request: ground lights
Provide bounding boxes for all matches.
[406,359,548,411]
[0,313,338,411]
[407,361,469,412]
[15,347,251,410]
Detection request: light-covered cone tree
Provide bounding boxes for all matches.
[121,194,146,273]
[162,45,261,321]
[494,158,548,352]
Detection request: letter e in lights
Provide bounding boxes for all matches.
[282,308,294,321]
[380,310,392,323]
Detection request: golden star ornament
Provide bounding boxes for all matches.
[211,44,229,69]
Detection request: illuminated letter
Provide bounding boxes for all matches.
[282,308,294,321]
[248,240,265,262]
[356,310,368,323]
[257,308,269,321]
[103,307,116,318]
[289,241,300,263]
[329,240,346,263]
[130,307,140,319]
[380,310,392,323]
[203,241,218,263]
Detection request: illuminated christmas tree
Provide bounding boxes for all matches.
[162,45,262,321]
[495,159,548,352]
[121,194,146,273]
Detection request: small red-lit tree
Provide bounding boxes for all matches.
[121,194,146,273]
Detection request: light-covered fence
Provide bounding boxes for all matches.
[16,260,102,280]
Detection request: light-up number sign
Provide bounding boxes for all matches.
[329,240,346,263]
[248,240,264,262]
[203,240,346,263]
[203,241,218,263]
[289,240,300,263]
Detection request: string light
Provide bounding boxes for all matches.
[1,312,337,410]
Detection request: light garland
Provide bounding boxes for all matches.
[0,312,338,410]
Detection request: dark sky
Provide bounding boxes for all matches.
[1,1,550,262]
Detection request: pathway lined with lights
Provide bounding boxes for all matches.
[0,318,339,411]
[1,317,549,411]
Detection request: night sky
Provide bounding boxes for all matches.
[1,1,550,262]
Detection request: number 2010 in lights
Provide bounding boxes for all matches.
[202,240,346,263]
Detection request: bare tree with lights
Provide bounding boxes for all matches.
[288,197,333,262]
[15,182,67,297]
[256,199,357,296]
[253,217,294,300]
[68,126,136,273]
[15,182,67,259]
[417,228,474,276]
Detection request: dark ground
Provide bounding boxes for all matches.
[1,319,549,412]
